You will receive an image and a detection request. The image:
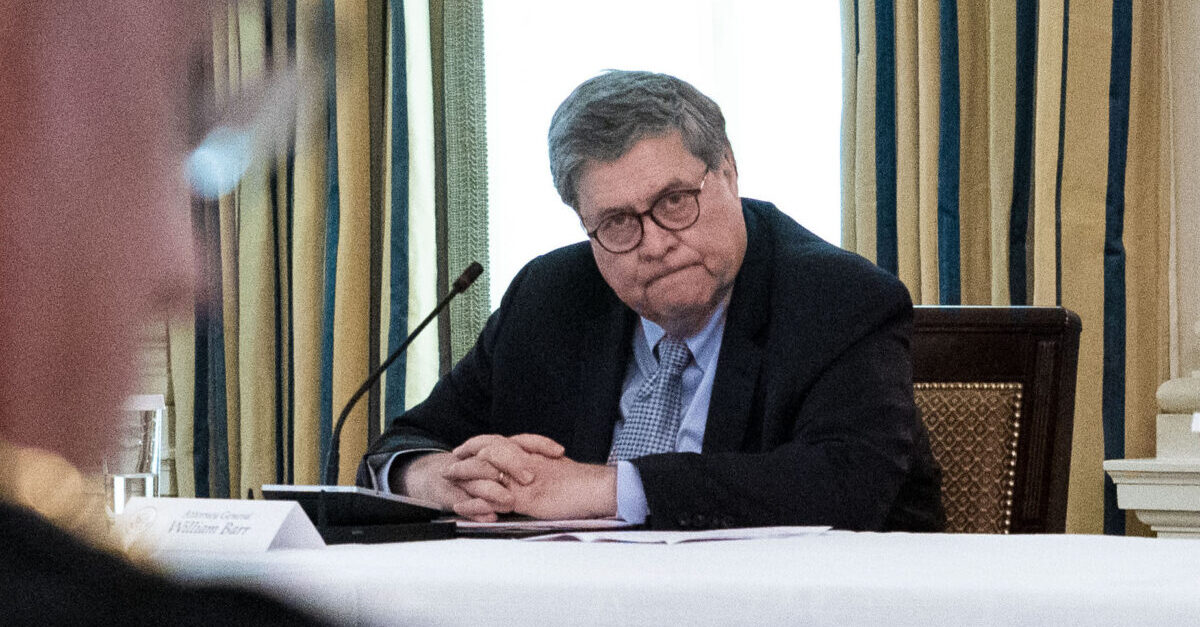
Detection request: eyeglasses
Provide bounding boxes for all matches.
[584,168,708,254]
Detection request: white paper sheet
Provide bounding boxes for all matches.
[523,525,830,544]
[454,516,638,535]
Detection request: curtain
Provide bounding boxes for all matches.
[842,0,1169,535]
[168,0,489,496]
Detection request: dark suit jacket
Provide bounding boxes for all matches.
[361,198,944,531]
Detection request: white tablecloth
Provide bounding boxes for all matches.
[159,531,1200,626]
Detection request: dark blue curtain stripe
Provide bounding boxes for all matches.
[270,164,286,488]
[191,196,232,499]
[284,0,298,485]
[191,198,214,498]
[854,0,860,55]
[207,312,230,499]
[1054,0,1069,307]
[1008,0,1037,306]
[282,175,296,485]
[318,0,340,473]
[874,0,898,274]
[1102,0,1131,536]
[936,0,961,304]
[188,39,230,498]
[265,0,286,489]
[190,336,207,496]
[208,203,231,498]
[385,0,410,422]
[365,4,386,445]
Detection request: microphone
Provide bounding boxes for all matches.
[261,261,483,544]
[323,261,484,485]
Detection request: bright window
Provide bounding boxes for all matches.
[484,1,842,309]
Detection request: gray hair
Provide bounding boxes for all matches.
[548,70,730,209]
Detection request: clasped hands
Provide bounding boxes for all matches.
[399,434,617,522]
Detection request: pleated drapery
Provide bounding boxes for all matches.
[168,0,489,496]
[842,0,1169,535]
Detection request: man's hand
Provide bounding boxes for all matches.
[439,434,567,521]
[504,455,617,521]
[437,433,618,521]
[393,452,502,517]
[446,450,618,520]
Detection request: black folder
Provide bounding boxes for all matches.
[260,485,455,544]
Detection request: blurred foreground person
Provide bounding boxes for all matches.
[0,3,328,624]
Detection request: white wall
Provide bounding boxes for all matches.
[483,1,842,309]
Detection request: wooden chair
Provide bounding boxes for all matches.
[912,306,1081,533]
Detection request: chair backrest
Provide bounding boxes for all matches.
[912,306,1081,533]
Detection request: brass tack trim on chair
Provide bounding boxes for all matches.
[915,382,1022,534]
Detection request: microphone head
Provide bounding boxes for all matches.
[452,261,484,292]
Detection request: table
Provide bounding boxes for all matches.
[158,531,1200,626]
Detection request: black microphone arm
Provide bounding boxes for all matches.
[322,261,483,485]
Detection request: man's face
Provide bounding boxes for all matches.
[575,131,747,337]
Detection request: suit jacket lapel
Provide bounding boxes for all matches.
[704,201,769,454]
[571,290,637,463]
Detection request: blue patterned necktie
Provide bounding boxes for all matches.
[608,336,693,462]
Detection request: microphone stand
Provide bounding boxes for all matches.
[261,262,483,544]
[323,261,483,484]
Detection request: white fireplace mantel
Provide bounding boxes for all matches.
[1104,376,1200,537]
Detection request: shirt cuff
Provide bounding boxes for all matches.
[615,461,649,524]
[366,449,446,494]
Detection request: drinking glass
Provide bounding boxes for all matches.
[105,394,164,516]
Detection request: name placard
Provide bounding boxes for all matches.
[117,497,325,553]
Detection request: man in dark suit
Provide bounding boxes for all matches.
[360,70,944,532]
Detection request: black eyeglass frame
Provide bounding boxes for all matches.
[583,167,709,254]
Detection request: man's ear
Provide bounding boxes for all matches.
[722,149,739,196]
